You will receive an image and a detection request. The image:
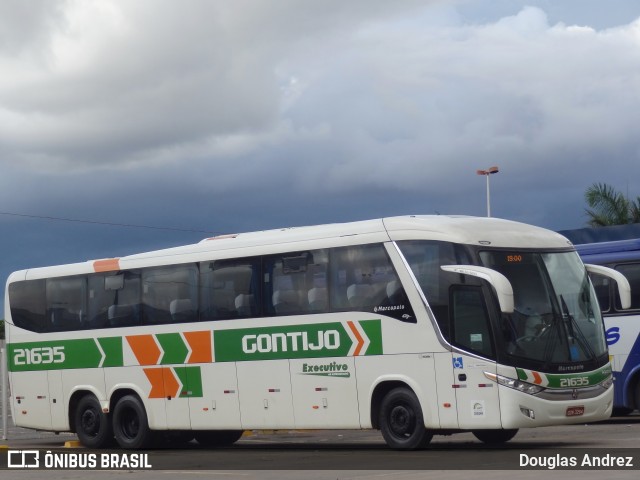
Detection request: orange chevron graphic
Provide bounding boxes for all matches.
[144,368,166,398]
[532,371,543,385]
[347,321,365,356]
[127,335,161,365]
[143,367,181,399]
[184,331,212,363]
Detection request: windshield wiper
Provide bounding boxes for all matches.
[560,295,596,360]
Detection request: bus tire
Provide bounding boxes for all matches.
[379,387,432,450]
[194,430,244,447]
[472,429,518,444]
[113,394,153,449]
[75,395,113,448]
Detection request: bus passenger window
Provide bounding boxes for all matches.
[47,277,87,331]
[9,280,47,332]
[89,271,141,328]
[142,265,198,324]
[200,258,261,320]
[264,250,329,316]
[588,273,611,313]
[614,264,640,310]
[331,244,415,322]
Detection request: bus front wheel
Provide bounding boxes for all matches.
[75,395,113,448]
[113,394,153,449]
[379,387,432,450]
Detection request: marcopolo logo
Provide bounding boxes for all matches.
[214,320,383,362]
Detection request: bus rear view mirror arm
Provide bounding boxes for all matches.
[441,265,514,314]
[585,264,632,310]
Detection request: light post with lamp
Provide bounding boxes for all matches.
[476,166,499,217]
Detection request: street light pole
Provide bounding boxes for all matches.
[476,166,499,217]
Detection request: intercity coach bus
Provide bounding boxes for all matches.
[4,216,630,450]
[576,239,640,414]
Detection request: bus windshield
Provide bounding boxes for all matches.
[480,250,608,367]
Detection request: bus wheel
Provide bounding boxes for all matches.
[75,395,113,448]
[113,395,153,449]
[472,429,518,444]
[379,387,432,450]
[194,430,244,447]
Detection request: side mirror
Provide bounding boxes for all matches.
[441,265,514,314]
[585,264,632,310]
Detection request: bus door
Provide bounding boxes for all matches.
[448,285,501,429]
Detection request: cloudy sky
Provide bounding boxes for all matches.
[2,0,640,298]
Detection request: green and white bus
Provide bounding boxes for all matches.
[4,216,627,450]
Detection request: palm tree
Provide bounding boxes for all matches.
[585,183,640,227]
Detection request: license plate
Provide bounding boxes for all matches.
[566,406,585,417]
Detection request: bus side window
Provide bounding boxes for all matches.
[142,265,198,324]
[588,273,611,313]
[331,244,415,322]
[397,240,470,333]
[200,258,261,320]
[47,276,87,331]
[89,271,142,328]
[9,280,47,332]
[614,264,640,311]
[450,285,495,359]
[264,249,329,316]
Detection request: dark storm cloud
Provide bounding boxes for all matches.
[1,0,640,303]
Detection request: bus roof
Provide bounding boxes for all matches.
[126,215,571,260]
[575,238,640,264]
[9,215,573,280]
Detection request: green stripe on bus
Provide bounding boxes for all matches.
[213,320,382,362]
[156,333,189,365]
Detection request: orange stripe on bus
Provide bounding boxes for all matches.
[93,258,121,272]
[184,331,213,364]
[144,367,181,399]
[162,367,180,398]
[127,335,161,366]
[144,368,166,399]
[347,321,365,356]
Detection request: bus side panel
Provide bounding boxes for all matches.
[451,353,501,429]
[433,352,459,428]
[604,313,640,409]
[354,353,438,429]
[236,359,295,429]
[290,357,360,429]
[104,366,168,430]
[189,362,241,430]
[10,371,52,430]
[48,370,67,431]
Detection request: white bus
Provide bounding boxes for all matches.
[4,216,627,450]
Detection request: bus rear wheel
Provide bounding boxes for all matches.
[472,429,518,444]
[379,387,432,450]
[194,430,244,447]
[75,395,113,448]
[113,394,154,449]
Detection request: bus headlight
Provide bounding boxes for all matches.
[600,376,613,390]
[484,372,544,395]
